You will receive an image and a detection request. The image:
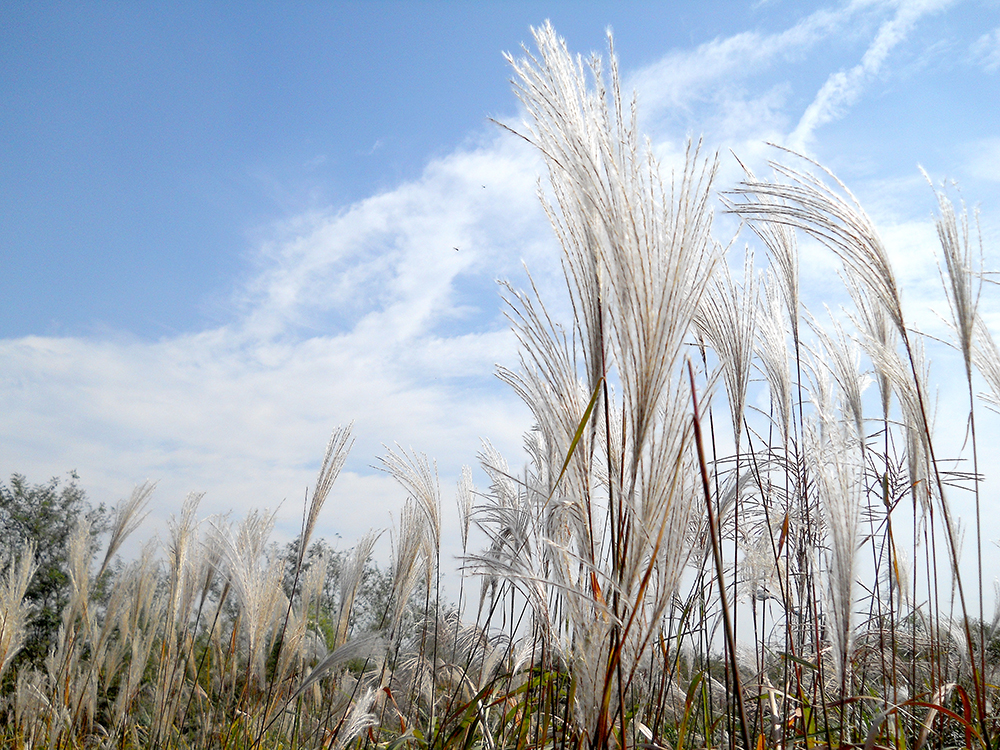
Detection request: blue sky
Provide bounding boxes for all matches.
[2,1,791,340]
[3,1,1000,578]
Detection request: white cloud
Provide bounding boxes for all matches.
[789,0,955,151]
[239,137,548,339]
[965,137,1000,183]
[624,0,963,168]
[970,26,1000,71]
[0,134,554,574]
[629,3,853,119]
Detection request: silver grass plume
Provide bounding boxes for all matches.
[493,24,720,743]
[497,279,596,512]
[166,491,203,628]
[844,272,897,421]
[110,542,164,733]
[865,337,933,510]
[292,632,386,700]
[198,511,229,608]
[756,270,793,444]
[471,441,554,625]
[97,481,155,580]
[727,151,905,337]
[465,446,561,648]
[929,178,987,677]
[730,157,984,698]
[298,547,328,623]
[456,465,474,554]
[806,310,869,441]
[502,20,716,585]
[330,687,378,750]
[505,22,718,471]
[929,175,981,381]
[380,446,441,573]
[216,509,288,686]
[0,540,37,680]
[150,492,205,743]
[724,160,800,343]
[973,316,1000,412]
[696,247,758,447]
[59,517,94,640]
[806,365,864,687]
[389,498,430,636]
[336,530,380,647]
[276,547,331,680]
[302,423,354,564]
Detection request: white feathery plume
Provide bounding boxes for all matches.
[0,540,37,680]
[497,278,597,519]
[901,342,934,513]
[216,509,288,685]
[454,466,475,560]
[756,270,793,444]
[302,424,354,563]
[335,530,380,647]
[806,367,864,687]
[806,309,870,441]
[733,169,801,343]
[389,498,430,635]
[490,23,722,743]
[506,22,718,472]
[110,542,164,731]
[973,316,1000,412]
[727,151,905,336]
[330,688,378,750]
[292,633,386,700]
[64,517,93,629]
[297,547,328,621]
[166,491,203,628]
[696,247,758,447]
[477,441,517,509]
[275,546,330,678]
[929,178,987,671]
[380,446,441,568]
[929,175,981,380]
[844,272,897,421]
[729,163,990,642]
[97,481,154,580]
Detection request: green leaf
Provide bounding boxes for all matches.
[548,376,604,501]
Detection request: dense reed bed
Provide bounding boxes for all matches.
[3,21,1000,749]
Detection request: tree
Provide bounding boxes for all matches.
[0,472,108,667]
[276,535,393,643]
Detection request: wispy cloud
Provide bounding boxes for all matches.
[0,134,551,558]
[789,0,955,151]
[965,137,1000,182]
[239,137,547,340]
[629,3,854,120]
[970,26,1000,72]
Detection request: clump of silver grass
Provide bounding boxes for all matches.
[485,21,721,745]
[216,509,287,686]
[728,152,989,724]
